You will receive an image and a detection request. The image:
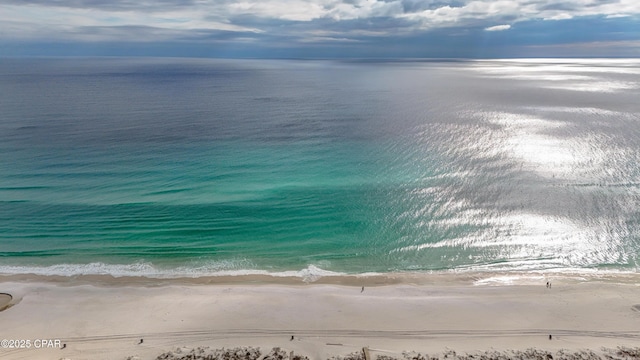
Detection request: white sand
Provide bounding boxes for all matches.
[1,273,640,360]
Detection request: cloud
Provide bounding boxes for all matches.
[0,0,639,57]
[485,24,511,31]
[0,0,200,12]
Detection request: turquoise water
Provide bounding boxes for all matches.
[1,58,639,277]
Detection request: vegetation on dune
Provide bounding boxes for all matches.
[152,346,640,360]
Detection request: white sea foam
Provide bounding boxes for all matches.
[3,261,631,286]
[0,262,159,277]
[470,266,639,286]
[473,275,544,286]
[0,262,348,283]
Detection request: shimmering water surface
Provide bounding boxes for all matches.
[1,58,639,277]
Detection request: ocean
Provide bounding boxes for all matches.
[1,58,639,279]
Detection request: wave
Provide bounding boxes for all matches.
[0,262,351,283]
[1,260,637,287]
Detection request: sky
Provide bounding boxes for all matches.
[1,0,639,58]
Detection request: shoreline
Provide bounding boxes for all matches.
[1,272,640,359]
[2,268,640,287]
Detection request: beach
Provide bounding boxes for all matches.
[1,273,640,360]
